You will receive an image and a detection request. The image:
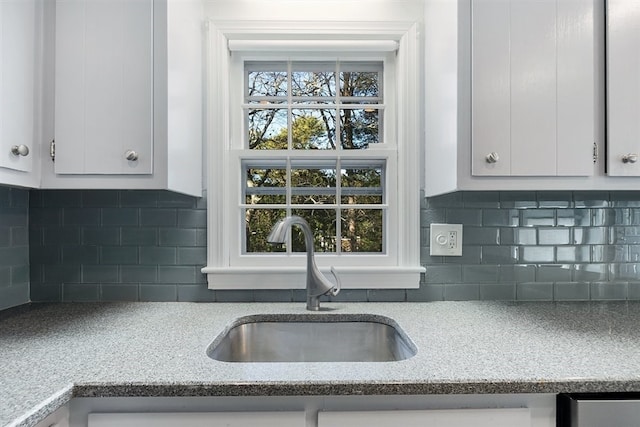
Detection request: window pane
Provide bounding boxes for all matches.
[245,167,287,204]
[245,209,287,253]
[340,70,380,98]
[341,208,383,253]
[291,165,337,204]
[341,166,383,204]
[247,65,288,97]
[340,108,380,149]
[291,109,336,150]
[291,208,337,253]
[248,109,288,149]
[292,70,336,98]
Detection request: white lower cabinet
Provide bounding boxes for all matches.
[319,408,530,427]
[34,404,69,427]
[87,412,305,427]
[61,394,555,427]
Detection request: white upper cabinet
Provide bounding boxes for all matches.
[54,0,153,175]
[42,0,203,196]
[0,0,39,185]
[471,0,595,177]
[607,0,640,176]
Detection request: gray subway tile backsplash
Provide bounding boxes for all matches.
[590,282,628,300]
[101,283,139,301]
[64,208,101,226]
[557,246,591,263]
[446,208,482,225]
[573,191,610,208]
[557,209,590,226]
[482,209,519,227]
[479,283,516,301]
[520,209,556,226]
[157,265,198,284]
[480,246,518,264]
[499,191,538,208]
[462,191,500,208]
[425,264,462,284]
[407,283,443,302]
[82,265,118,283]
[516,282,554,301]
[554,282,590,301]
[0,189,630,306]
[121,265,158,283]
[139,284,178,302]
[443,283,480,301]
[538,228,571,245]
[63,283,99,301]
[121,228,158,246]
[628,282,640,299]
[537,264,572,282]
[520,246,555,263]
[462,265,499,283]
[139,246,177,265]
[463,226,500,245]
[498,264,536,283]
[0,187,30,311]
[100,246,138,265]
[592,245,628,263]
[101,208,139,226]
[140,208,178,227]
[610,191,640,207]
[537,191,574,208]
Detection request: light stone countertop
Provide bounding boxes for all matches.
[2,301,640,427]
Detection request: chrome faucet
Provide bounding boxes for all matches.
[267,216,340,311]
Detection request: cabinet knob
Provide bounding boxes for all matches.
[125,150,139,161]
[10,145,29,157]
[485,152,499,164]
[622,153,638,164]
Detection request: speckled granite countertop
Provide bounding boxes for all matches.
[2,301,640,426]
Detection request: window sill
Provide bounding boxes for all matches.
[201,266,425,290]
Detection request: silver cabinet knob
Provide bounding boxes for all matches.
[622,153,638,164]
[10,145,29,156]
[485,152,499,163]
[125,150,139,161]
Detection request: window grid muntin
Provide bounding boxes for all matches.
[241,156,387,255]
[244,60,384,150]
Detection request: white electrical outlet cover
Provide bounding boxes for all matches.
[429,223,463,256]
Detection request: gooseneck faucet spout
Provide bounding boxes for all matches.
[267,216,340,311]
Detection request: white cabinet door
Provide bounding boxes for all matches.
[88,412,305,427]
[471,0,594,177]
[0,0,36,174]
[54,0,153,175]
[319,408,531,427]
[607,0,640,176]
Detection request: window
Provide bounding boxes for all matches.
[242,60,387,255]
[203,19,424,290]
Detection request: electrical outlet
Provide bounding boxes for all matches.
[430,223,463,256]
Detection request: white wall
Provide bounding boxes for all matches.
[203,0,424,23]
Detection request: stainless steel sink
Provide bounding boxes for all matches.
[207,314,416,363]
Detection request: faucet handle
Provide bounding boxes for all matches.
[328,267,341,297]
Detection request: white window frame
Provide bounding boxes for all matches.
[202,20,424,290]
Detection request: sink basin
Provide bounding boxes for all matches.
[207,314,416,363]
